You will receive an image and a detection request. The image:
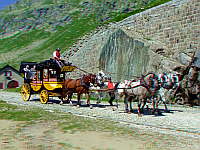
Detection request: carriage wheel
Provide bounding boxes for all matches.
[40,89,49,104]
[21,83,31,101]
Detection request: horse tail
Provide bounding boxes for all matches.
[114,82,121,91]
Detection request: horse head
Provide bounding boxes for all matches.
[88,74,98,86]
[141,73,160,91]
[97,70,108,86]
[159,73,180,89]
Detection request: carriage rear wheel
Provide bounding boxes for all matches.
[21,83,31,101]
[40,89,49,104]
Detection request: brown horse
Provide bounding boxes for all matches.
[61,74,97,108]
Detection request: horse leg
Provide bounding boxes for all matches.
[86,93,93,109]
[100,92,103,102]
[60,88,67,105]
[140,97,147,113]
[128,96,133,113]
[77,93,81,107]
[160,95,170,113]
[151,97,156,115]
[138,96,143,116]
[112,93,123,111]
[96,92,101,106]
[96,92,100,105]
[124,94,129,113]
[60,91,64,105]
[69,93,73,107]
[156,98,162,115]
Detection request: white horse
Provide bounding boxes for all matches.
[89,70,108,106]
[146,73,180,113]
[115,73,160,116]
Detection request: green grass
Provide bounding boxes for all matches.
[0,0,172,70]
[3,87,21,93]
[108,0,171,23]
[0,100,58,121]
[0,99,126,134]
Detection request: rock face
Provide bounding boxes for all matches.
[99,28,185,81]
[99,29,149,81]
[69,26,185,81]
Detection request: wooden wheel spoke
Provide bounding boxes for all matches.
[21,83,31,101]
[40,90,49,104]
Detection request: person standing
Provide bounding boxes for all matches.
[106,77,115,106]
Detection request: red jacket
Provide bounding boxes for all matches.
[107,81,114,90]
[53,50,61,59]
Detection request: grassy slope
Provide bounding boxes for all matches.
[0,0,171,70]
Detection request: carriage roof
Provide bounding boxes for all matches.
[19,62,38,73]
[20,59,76,73]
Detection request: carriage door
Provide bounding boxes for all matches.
[58,72,65,82]
[31,70,42,91]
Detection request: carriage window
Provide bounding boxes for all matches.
[60,73,64,78]
[44,69,48,78]
[50,69,56,78]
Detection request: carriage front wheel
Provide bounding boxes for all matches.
[21,83,31,101]
[40,89,49,104]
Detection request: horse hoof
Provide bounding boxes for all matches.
[112,106,117,111]
[124,110,128,113]
[138,113,142,117]
[90,105,93,109]
[127,111,131,114]
[60,101,63,105]
[77,105,80,108]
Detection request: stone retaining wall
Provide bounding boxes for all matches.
[66,0,199,79]
[117,0,199,55]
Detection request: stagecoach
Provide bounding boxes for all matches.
[19,59,76,104]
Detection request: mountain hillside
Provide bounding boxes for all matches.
[0,0,170,69]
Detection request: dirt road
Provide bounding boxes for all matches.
[0,91,200,149]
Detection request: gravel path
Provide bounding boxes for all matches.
[0,91,200,149]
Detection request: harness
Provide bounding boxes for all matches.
[140,73,160,93]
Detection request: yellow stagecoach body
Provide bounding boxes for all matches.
[20,59,76,103]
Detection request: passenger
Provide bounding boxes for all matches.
[32,73,37,80]
[23,65,30,79]
[53,47,64,69]
[30,65,36,79]
[30,65,36,71]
